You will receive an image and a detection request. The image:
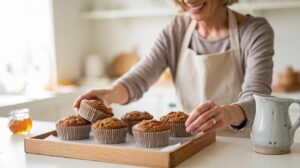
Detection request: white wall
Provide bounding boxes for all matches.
[91,17,172,68]
[52,0,92,83]
[51,0,174,82]
[262,8,300,83]
[87,0,174,75]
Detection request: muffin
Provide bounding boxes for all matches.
[121,111,153,135]
[92,117,128,144]
[56,115,91,140]
[78,99,113,123]
[160,111,191,137]
[132,119,170,148]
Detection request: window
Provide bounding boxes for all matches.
[0,0,56,94]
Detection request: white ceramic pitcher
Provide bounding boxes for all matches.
[251,94,300,155]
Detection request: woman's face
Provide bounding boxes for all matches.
[182,0,221,21]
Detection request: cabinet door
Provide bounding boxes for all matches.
[112,87,177,119]
[18,99,58,121]
[56,92,80,119]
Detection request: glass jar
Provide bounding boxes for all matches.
[8,108,32,135]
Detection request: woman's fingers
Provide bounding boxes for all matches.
[186,105,219,133]
[73,95,86,109]
[73,107,79,114]
[203,121,224,134]
[191,113,223,134]
[102,98,111,108]
[72,89,113,115]
[72,90,103,110]
[185,100,216,127]
[73,93,92,109]
[204,118,224,133]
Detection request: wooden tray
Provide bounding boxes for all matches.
[24,130,216,168]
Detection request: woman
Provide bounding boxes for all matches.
[73,0,274,137]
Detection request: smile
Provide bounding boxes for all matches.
[186,2,207,14]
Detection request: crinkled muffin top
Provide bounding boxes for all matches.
[82,99,113,116]
[160,111,189,123]
[92,117,128,129]
[56,115,90,127]
[132,119,170,132]
[122,111,153,121]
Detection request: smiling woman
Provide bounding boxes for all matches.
[74,0,274,138]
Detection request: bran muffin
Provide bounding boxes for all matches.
[56,115,91,140]
[160,111,191,137]
[121,111,153,135]
[78,99,113,123]
[132,119,170,148]
[92,117,128,144]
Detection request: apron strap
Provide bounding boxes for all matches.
[228,9,244,78]
[182,20,197,48]
[182,9,243,78]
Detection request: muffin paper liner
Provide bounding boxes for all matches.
[79,102,112,123]
[56,124,91,140]
[92,127,128,144]
[133,130,170,148]
[125,120,140,135]
[169,123,192,137]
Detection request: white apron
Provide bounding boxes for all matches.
[175,9,248,137]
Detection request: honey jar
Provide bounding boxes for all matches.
[8,108,32,135]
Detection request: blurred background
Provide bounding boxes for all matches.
[1,0,300,122]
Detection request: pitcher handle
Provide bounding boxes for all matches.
[290,99,300,138]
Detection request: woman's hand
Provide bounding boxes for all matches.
[72,83,129,113]
[185,100,246,134]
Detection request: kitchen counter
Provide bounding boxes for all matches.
[1,117,300,168]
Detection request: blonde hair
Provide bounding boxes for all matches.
[172,0,238,12]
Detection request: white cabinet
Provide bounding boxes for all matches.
[112,86,177,119]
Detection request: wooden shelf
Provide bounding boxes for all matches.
[82,1,300,20]
[81,8,177,20]
[230,1,300,11]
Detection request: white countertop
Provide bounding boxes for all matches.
[1,117,300,168]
